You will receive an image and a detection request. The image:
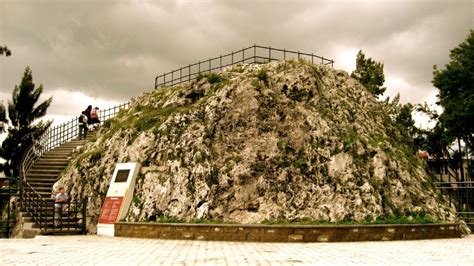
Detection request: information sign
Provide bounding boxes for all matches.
[98,197,124,224]
[97,162,140,236]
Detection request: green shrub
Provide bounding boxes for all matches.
[293,158,308,173]
[83,149,104,164]
[196,72,207,82]
[257,68,269,86]
[207,73,222,84]
[158,215,184,223]
[103,120,112,129]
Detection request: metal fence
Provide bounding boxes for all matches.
[435,181,474,229]
[0,185,17,238]
[154,44,334,89]
[21,180,87,234]
[34,102,131,155]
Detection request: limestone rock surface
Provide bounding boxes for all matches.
[56,60,459,233]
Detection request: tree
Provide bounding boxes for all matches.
[0,46,11,57]
[432,30,474,151]
[351,50,386,97]
[0,104,7,133]
[382,94,421,153]
[0,67,52,177]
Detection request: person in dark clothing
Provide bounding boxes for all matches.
[78,111,88,140]
[84,105,92,128]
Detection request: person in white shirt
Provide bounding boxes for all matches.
[54,187,68,227]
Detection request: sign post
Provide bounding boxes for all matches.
[97,162,140,236]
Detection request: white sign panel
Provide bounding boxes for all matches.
[97,162,140,236]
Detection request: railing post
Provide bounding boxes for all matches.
[208,58,211,74]
[298,51,300,60]
[188,65,191,82]
[231,51,234,65]
[82,197,88,234]
[283,48,286,60]
[311,53,314,64]
[19,177,23,210]
[220,55,222,71]
[269,46,271,62]
[242,48,244,63]
[253,44,256,63]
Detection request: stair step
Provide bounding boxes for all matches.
[28,169,62,174]
[41,229,83,235]
[28,181,56,187]
[42,151,72,155]
[32,187,53,192]
[32,164,66,167]
[30,164,68,169]
[26,178,57,183]
[35,158,69,163]
[42,154,71,158]
[27,172,59,177]
[36,223,82,228]
[26,176,58,181]
[50,147,75,151]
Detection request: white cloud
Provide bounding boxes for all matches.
[334,47,358,73]
[39,89,122,126]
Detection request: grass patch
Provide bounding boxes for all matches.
[257,68,269,86]
[261,213,437,225]
[75,148,105,168]
[149,216,238,224]
[207,73,223,84]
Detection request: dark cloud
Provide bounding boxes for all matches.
[0,0,472,116]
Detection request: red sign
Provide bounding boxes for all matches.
[99,197,124,224]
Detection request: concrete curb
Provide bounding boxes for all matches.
[115,222,462,242]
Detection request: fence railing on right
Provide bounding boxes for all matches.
[436,181,474,229]
[154,44,334,89]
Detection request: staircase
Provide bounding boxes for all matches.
[26,139,85,197]
[20,137,90,236]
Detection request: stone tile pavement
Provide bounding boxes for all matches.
[0,235,473,265]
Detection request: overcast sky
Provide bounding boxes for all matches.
[0,0,472,127]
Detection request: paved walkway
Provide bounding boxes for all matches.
[1,235,473,265]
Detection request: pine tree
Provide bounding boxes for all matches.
[432,30,474,151]
[0,67,52,177]
[351,50,386,97]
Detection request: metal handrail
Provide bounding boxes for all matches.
[18,102,130,233]
[21,179,87,232]
[154,44,335,89]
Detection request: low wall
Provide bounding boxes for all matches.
[114,222,461,242]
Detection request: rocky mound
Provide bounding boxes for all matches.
[56,60,458,233]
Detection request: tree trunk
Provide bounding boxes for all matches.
[458,138,465,182]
